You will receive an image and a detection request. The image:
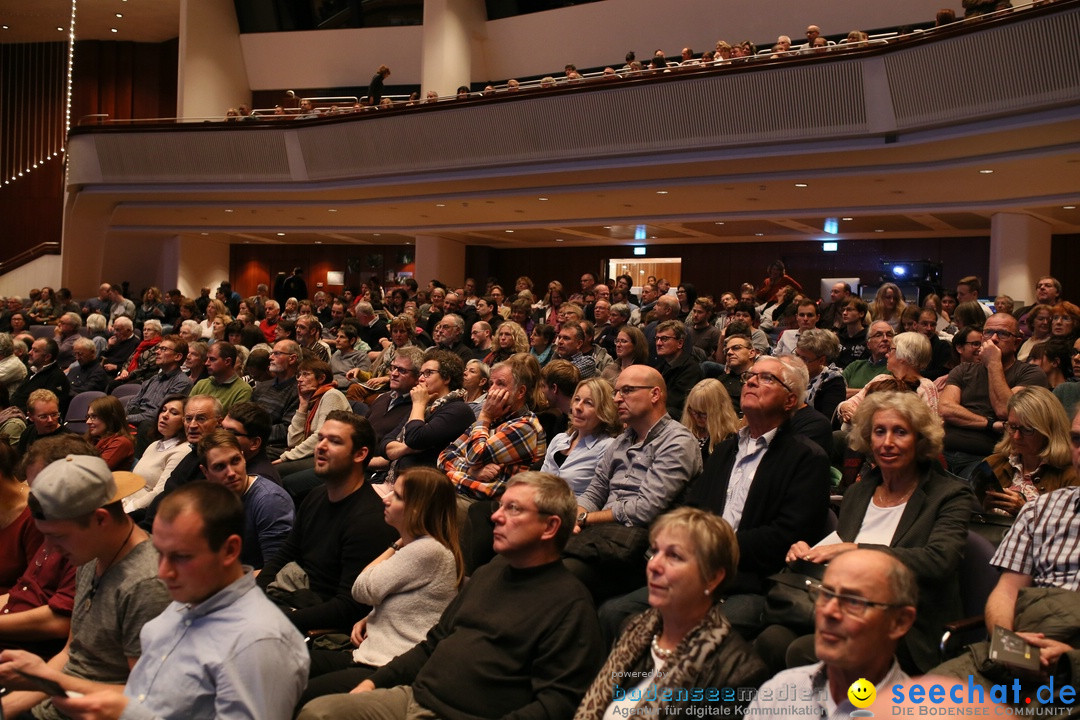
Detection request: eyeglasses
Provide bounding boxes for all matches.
[983,329,1017,339]
[419,369,440,378]
[808,584,905,618]
[741,370,793,392]
[35,412,62,421]
[269,350,296,357]
[726,344,751,353]
[962,340,983,347]
[85,413,99,420]
[388,364,415,375]
[494,500,552,517]
[655,335,677,343]
[1006,422,1037,437]
[224,427,251,438]
[613,385,656,397]
[157,345,177,353]
[688,408,708,419]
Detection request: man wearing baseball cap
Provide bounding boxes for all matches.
[0,455,171,720]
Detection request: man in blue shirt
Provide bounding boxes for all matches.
[51,481,309,720]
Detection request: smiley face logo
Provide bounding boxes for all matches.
[847,678,876,708]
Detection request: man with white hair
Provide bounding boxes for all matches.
[66,337,108,396]
[260,300,282,344]
[101,317,139,377]
[0,332,27,395]
[54,312,82,370]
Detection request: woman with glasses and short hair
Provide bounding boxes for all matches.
[766,391,975,675]
[970,385,1078,518]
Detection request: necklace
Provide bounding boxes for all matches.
[85,522,137,610]
[651,634,675,660]
[875,482,916,507]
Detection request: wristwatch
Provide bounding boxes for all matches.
[986,416,996,431]
[577,511,588,527]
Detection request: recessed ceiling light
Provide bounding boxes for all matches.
[314,241,322,244]
[276,232,285,236]
[754,233,764,237]
[555,238,564,242]
[110,28,118,33]
[57,27,64,31]
[374,233,381,236]
[327,208,337,213]
[2,25,9,30]
[875,229,885,233]
[714,222,724,225]
[224,209,234,213]
[435,204,445,208]
[116,13,123,18]
[978,169,994,174]
[1064,205,1076,210]
[794,183,808,188]
[200,232,208,236]
[656,191,668,195]
[538,197,548,201]
[603,226,612,229]
[842,217,853,221]
[504,230,514,233]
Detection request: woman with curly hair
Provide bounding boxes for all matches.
[869,282,907,332]
[485,321,528,366]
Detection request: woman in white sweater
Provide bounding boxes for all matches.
[299,467,464,705]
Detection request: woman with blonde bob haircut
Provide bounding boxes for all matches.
[971,385,1079,517]
[542,377,621,495]
[680,379,741,461]
[575,508,767,719]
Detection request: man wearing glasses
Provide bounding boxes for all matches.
[748,549,917,717]
[123,335,192,427]
[680,356,831,639]
[939,313,1048,479]
[252,339,302,455]
[654,320,703,419]
[841,320,894,397]
[569,365,701,603]
[297,472,603,720]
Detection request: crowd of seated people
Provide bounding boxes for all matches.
[0,256,1078,718]
[214,3,1054,121]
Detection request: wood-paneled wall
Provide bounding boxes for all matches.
[0,39,178,272]
[230,243,417,298]
[466,238,991,302]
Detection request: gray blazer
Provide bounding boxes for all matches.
[838,463,977,672]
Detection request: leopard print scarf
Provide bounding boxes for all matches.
[574,604,732,720]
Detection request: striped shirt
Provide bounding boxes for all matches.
[991,485,1080,591]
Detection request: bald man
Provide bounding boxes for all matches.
[566,365,701,602]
